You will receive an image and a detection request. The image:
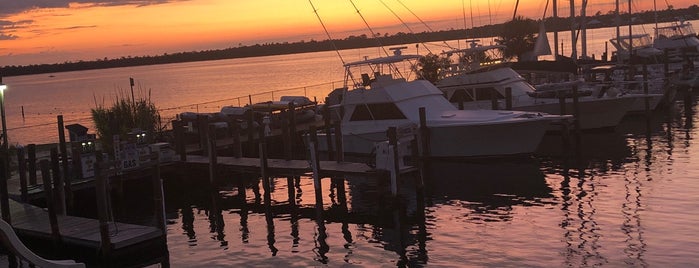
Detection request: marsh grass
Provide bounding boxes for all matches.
[91,87,163,155]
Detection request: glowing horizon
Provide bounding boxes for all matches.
[0,0,695,66]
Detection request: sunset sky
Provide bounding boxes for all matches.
[0,0,694,66]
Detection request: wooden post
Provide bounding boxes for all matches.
[288,102,297,154]
[572,85,581,131]
[17,147,28,202]
[0,150,11,225]
[334,122,343,162]
[558,94,567,115]
[197,115,208,155]
[643,64,650,115]
[259,121,271,205]
[309,126,323,207]
[323,105,334,161]
[247,109,256,157]
[505,87,513,110]
[411,137,425,219]
[94,159,112,259]
[418,107,430,160]
[70,142,82,180]
[287,176,296,207]
[57,115,72,213]
[172,120,186,161]
[282,101,296,160]
[50,148,65,215]
[281,107,292,161]
[208,124,218,186]
[387,127,399,198]
[27,144,37,185]
[151,153,167,239]
[231,120,242,158]
[39,160,61,246]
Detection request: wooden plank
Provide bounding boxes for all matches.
[183,155,402,177]
[7,199,162,250]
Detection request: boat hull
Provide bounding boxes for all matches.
[511,96,635,130]
[340,117,554,158]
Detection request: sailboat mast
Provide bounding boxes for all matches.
[570,0,577,60]
[616,0,621,64]
[581,0,587,59]
[628,0,633,56]
[654,0,658,39]
[553,0,559,58]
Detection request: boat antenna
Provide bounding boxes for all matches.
[513,0,520,21]
[308,0,346,65]
[348,0,390,57]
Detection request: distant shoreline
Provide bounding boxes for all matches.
[1,5,697,77]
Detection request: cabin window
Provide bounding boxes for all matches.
[349,103,406,121]
[448,89,474,103]
[474,87,503,101]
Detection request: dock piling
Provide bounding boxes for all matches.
[208,124,218,185]
[57,115,73,213]
[309,126,323,207]
[50,148,66,215]
[387,127,399,198]
[17,147,28,202]
[27,144,37,185]
[94,158,112,259]
[39,159,61,247]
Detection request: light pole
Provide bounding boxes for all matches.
[0,77,10,223]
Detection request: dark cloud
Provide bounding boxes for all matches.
[0,0,189,17]
[0,1,186,41]
[0,33,18,40]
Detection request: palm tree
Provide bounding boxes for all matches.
[496,16,538,61]
[414,53,452,83]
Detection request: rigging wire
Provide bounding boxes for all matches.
[377,0,433,54]
[394,0,453,50]
[308,0,346,65]
[348,0,390,57]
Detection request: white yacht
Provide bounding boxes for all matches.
[323,47,566,158]
[437,66,638,130]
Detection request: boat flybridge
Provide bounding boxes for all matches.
[610,33,664,63]
[323,47,567,158]
[436,43,648,130]
[654,20,699,54]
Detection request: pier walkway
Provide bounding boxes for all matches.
[7,199,162,250]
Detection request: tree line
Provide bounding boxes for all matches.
[1,5,697,77]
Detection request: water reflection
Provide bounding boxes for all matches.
[425,159,553,221]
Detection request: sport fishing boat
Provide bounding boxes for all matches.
[435,42,647,130]
[321,47,567,158]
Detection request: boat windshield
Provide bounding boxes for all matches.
[656,21,697,39]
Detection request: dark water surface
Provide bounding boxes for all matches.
[156,104,699,267]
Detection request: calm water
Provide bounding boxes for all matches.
[2,21,699,267]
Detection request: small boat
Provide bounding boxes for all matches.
[320,47,567,158]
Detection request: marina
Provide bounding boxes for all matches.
[2,16,699,267]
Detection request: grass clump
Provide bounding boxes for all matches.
[91,88,163,155]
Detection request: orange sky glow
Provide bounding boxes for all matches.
[0,0,696,66]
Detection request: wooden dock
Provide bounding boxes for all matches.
[8,199,162,250]
[183,154,403,177]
